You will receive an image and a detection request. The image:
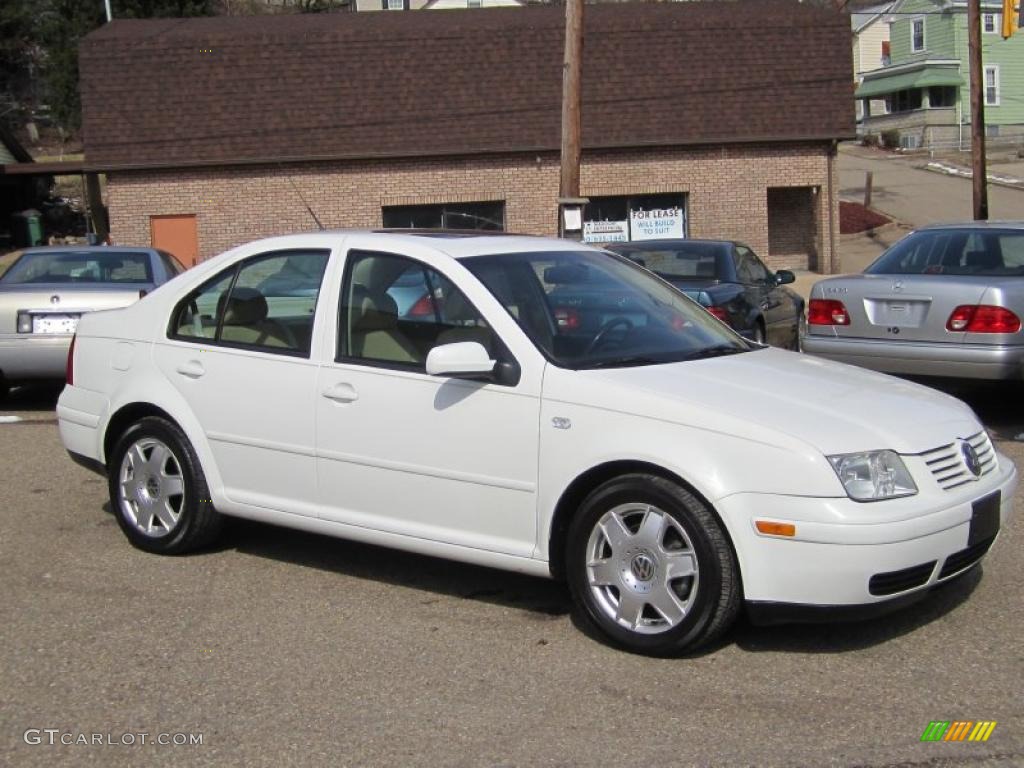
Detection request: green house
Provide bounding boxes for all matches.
[856,0,1023,149]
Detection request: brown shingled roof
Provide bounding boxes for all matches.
[79,1,855,170]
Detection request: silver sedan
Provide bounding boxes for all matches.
[803,222,1024,380]
[0,246,184,398]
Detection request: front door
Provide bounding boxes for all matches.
[315,245,541,557]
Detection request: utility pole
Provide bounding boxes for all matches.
[968,0,988,220]
[558,0,586,239]
[105,0,112,22]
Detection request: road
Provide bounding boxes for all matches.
[838,145,1024,226]
[1,385,1022,768]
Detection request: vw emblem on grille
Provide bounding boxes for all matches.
[630,553,655,582]
[961,441,983,478]
[50,295,60,305]
[892,281,904,293]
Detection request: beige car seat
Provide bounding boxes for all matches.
[217,287,296,349]
[435,290,493,353]
[349,284,421,364]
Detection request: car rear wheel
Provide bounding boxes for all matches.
[566,474,741,655]
[108,416,223,554]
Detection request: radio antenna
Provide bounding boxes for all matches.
[279,164,324,231]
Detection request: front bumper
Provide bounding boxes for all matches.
[0,333,72,381]
[801,334,1024,380]
[718,455,1017,610]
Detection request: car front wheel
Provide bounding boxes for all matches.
[566,474,740,655]
[108,416,224,554]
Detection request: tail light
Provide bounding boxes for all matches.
[705,305,729,322]
[66,334,76,386]
[808,299,850,326]
[947,305,1021,333]
[554,307,581,330]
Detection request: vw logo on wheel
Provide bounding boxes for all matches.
[630,553,656,582]
[961,441,983,478]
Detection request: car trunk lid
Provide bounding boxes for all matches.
[809,274,990,343]
[0,284,150,334]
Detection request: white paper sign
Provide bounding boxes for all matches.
[630,207,684,241]
[583,220,629,243]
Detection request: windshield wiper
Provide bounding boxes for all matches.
[583,355,663,369]
[677,344,749,361]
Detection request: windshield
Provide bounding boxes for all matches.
[0,251,154,285]
[462,249,751,369]
[867,228,1024,276]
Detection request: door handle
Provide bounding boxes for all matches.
[176,360,205,379]
[322,382,358,403]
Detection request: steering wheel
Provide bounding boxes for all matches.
[585,316,634,355]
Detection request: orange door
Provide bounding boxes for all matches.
[151,214,199,267]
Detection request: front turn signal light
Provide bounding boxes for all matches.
[755,521,796,537]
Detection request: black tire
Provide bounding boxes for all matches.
[565,473,741,656]
[107,416,223,554]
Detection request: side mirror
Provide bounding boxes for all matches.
[775,270,795,285]
[426,341,496,378]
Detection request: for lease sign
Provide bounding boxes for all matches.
[630,207,684,241]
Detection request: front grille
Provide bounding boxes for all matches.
[919,431,996,491]
[938,536,996,580]
[868,561,936,596]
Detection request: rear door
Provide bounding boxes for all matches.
[153,245,331,514]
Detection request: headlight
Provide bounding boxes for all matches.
[828,450,917,501]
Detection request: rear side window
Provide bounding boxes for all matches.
[170,249,330,356]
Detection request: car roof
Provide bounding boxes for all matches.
[915,221,1024,231]
[20,245,159,255]
[248,229,600,260]
[607,239,737,249]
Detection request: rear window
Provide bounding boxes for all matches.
[867,229,1024,276]
[611,243,725,279]
[0,251,154,285]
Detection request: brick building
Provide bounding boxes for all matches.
[79,1,855,271]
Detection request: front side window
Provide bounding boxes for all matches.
[170,249,329,356]
[464,249,750,370]
[735,246,770,284]
[0,251,154,285]
[338,251,495,369]
[866,229,1024,276]
[912,19,925,52]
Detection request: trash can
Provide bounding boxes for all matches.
[11,209,43,248]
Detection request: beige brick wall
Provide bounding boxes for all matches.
[106,142,839,272]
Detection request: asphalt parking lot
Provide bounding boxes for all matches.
[1,382,1022,768]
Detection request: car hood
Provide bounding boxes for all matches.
[559,348,979,456]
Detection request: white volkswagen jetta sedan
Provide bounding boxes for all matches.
[57,232,1016,655]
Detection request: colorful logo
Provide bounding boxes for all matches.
[921,721,997,742]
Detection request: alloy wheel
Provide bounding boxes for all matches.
[585,503,699,635]
[117,437,186,538]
